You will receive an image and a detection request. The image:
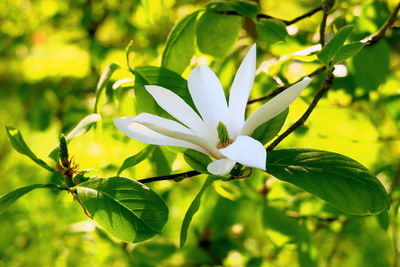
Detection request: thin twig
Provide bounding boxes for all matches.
[267,70,334,151]
[137,170,200,184]
[247,66,326,105]
[221,5,323,26]
[266,1,399,151]
[326,219,349,267]
[362,1,400,46]
[319,11,329,46]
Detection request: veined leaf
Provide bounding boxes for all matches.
[196,11,241,58]
[317,25,354,65]
[118,145,155,175]
[251,108,288,144]
[6,126,57,174]
[77,177,168,243]
[331,42,365,64]
[0,184,58,214]
[183,149,212,174]
[265,148,389,215]
[180,176,215,248]
[162,11,199,74]
[256,19,288,46]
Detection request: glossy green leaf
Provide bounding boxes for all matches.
[0,184,58,214]
[331,42,365,64]
[183,149,212,174]
[180,176,215,248]
[118,145,155,175]
[317,25,354,65]
[251,108,288,144]
[265,149,389,215]
[256,19,288,46]
[162,11,199,74]
[48,114,102,161]
[133,66,195,115]
[206,0,259,19]
[6,126,57,174]
[77,177,168,243]
[94,63,120,113]
[196,11,241,58]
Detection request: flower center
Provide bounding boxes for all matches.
[216,121,233,149]
[216,139,233,149]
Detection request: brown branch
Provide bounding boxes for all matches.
[137,170,200,184]
[363,1,400,46]
[267,70,335,151]
[247,66,326,105]
[221,5,322,26]
[319,11,329,46]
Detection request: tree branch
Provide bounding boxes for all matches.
[266,70,335,151]
[265,0,399,151]
[137,170,200,184]
[221,5,322,26]
[362,1,400,46]
[247,66,326,105]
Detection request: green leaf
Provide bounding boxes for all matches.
[0,184,58,214]
[95,63,121,113]
[251,108,288,144]
[331,42,365,64]
[206,0,259,19]
[77,177,168,243]
[48,114,102,161]
[256,19,288,46]
[180,176,215,248]
[317,25,354,65]
[133,66,195,115]
[265,149,389,215]
[351,40,389,92]
[118,145,155,176]
[183,149,212,174]
[6,126,57,174]
[196,11,241,58]
[162,11,199,74]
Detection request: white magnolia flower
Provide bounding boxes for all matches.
[114,44,311,176]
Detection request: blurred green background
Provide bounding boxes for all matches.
[1,0,400,266]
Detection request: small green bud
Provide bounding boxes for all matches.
[59,134,69,167]
[217,122,230,144]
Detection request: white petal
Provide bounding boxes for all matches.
[241,77,312,136]
[219,136,266,170]
[228,44,256,138]
[207,158,236,176]
[133,113,223,158]
[188,65,229,132]
[113,116,210,156]
[144,85,211,140]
